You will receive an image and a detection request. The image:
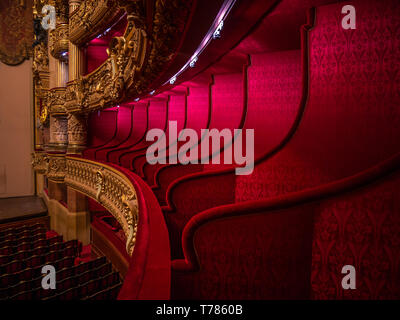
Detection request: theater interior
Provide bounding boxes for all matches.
[0,0,399,300]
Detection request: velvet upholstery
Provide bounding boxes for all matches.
[84,110,118,158]
[107,102,149,163]
[119,99,169,168]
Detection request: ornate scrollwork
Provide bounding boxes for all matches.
[39,105,50,125]
[47,87,67,114]
[49,23,69,61]
[95,168,105,202]
[65,157,139,255]
[69,0,124,46]
[46,154,67,182]
[65,0,194,114]
[31,152,49,174]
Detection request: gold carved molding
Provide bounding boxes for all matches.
[65,0,194,114]
[65,157,139,255]
[69,0,124,46]
[47,154,67,182]
[49,23,69,61]
[31,152,49,174]
[47,87,67,114]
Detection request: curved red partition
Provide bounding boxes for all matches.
[162,0,400,258]
[164,47,304,257]
[94,105,134,161]
[119,99,169,169]
[131,89,188,176]
[81,160,171,300]
[143,78,212,188]
[172,151,400,299]
[152,59,249,207]
[84,110,118,158]
[107,102,149,163]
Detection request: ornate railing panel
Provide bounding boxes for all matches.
[69,0,124,46]
[65,0,195,114]
[64,157,139,255]
[48,87,67,114]
[32,152,49,174]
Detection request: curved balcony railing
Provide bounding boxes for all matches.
[69,0,124,46]
[65,0,195,114]
[64,156,138,255]
[62,156,170,299]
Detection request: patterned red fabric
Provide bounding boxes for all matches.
[235,0,400,200]
[164,49,303,258]
[312,170,400,299]
[171,0,400,300]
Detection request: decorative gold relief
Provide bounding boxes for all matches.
[65,157,139,255]
[47,87,67,114]
[49,23,69,60]
[47,154,67,182]
[31,152,49,174]
[69,0,123,46]
[95,168,105,202]
[67,113,87,153]
[33,1,50,149]
[121,194,138,254]
[39,105,49,125]
[65,0,194,114]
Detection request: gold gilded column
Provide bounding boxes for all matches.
[68,0,85,81]
[48,48,69,152]
[57,60,69,87]
[67,0,87,154]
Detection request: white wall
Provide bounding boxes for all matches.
[0,59,34,198]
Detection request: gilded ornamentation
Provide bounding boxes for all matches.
[32,43,49,83]
[39,104,49,125]
[67,113,87,151]
[65,0,194,114]
[65,157,139,255]
[49,23,69,60]
[69,0,123,46]
[33,0,50,148]
[31,152,49,173]
[47,154,67,182]
[95,168,104,202]
[47,87,66,114]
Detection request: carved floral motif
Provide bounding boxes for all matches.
[65,157,139,255]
